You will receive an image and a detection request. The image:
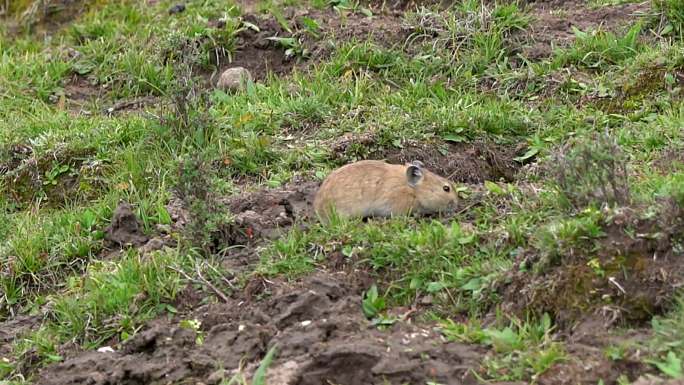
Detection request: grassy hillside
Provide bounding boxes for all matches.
[1,0,684,384]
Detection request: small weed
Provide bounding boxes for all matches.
[551,132,631,210]
[533,207,605,270]
[174,154,233,255]
[361,283,387,319]
[223,344,279,385]
[646,351,684,378]
[266,36,309,60]
[179,318,204,345]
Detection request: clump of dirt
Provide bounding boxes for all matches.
[56,72,158,115]
[522,0,650,60]
[0,315,41,357]
[223,180,319,245]
[0,143,33,179]
[0,146,104,209]
[330,134,523,183]
[60,74,101,103]
[538,331,654,385]
[104,202,150,248]
[497,205,684,330]
[36,272,485,385]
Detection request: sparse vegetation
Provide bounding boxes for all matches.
[1,0,684,384]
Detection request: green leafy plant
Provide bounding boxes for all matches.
[646,351,684,379]
[43,164,72,186]
[440,313,565,381]
[266,36,309,59]
[179,318,204,345]
[223,345,279,385]
[361,284,386,319]
[252,345,278,385]
[654,0,684,37]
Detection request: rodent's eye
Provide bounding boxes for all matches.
[443,185,451,192]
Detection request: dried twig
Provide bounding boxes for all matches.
[170,264,230,303]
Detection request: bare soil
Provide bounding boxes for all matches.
[35,273,486,385]
[104,202,150,248]
[214,6,410,83]
[381,141,522,183]
[539,331,654,385]
[331,134,524,183]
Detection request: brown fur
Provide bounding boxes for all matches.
[313,160,458,222]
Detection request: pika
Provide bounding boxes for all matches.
[313,160,458,222]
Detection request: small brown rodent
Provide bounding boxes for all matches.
[313,160,458,221]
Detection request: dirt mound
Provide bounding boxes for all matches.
[381,141,522,183]
[330,134,523,183]
[36,273,485,385]
[523,0,650,60]
[299,8,410,53]
[223,180,318,246]
[538,335,653,385]
[104,202,149,248]
[498,206,684,330]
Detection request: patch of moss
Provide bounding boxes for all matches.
[1,147,102,209]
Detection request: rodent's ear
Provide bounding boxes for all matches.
[406,165,424,187]
[410,160,424,169]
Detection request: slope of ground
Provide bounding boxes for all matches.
[2,0,684,384]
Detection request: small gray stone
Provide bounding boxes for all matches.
[217,67,253,92]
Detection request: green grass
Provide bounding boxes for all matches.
[553,23,643,68]
[258,214,511,311]
[440,313,565,381]
[655,0,684,37]
[2,0,684,383]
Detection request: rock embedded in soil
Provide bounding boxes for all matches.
[217,67,253,92]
